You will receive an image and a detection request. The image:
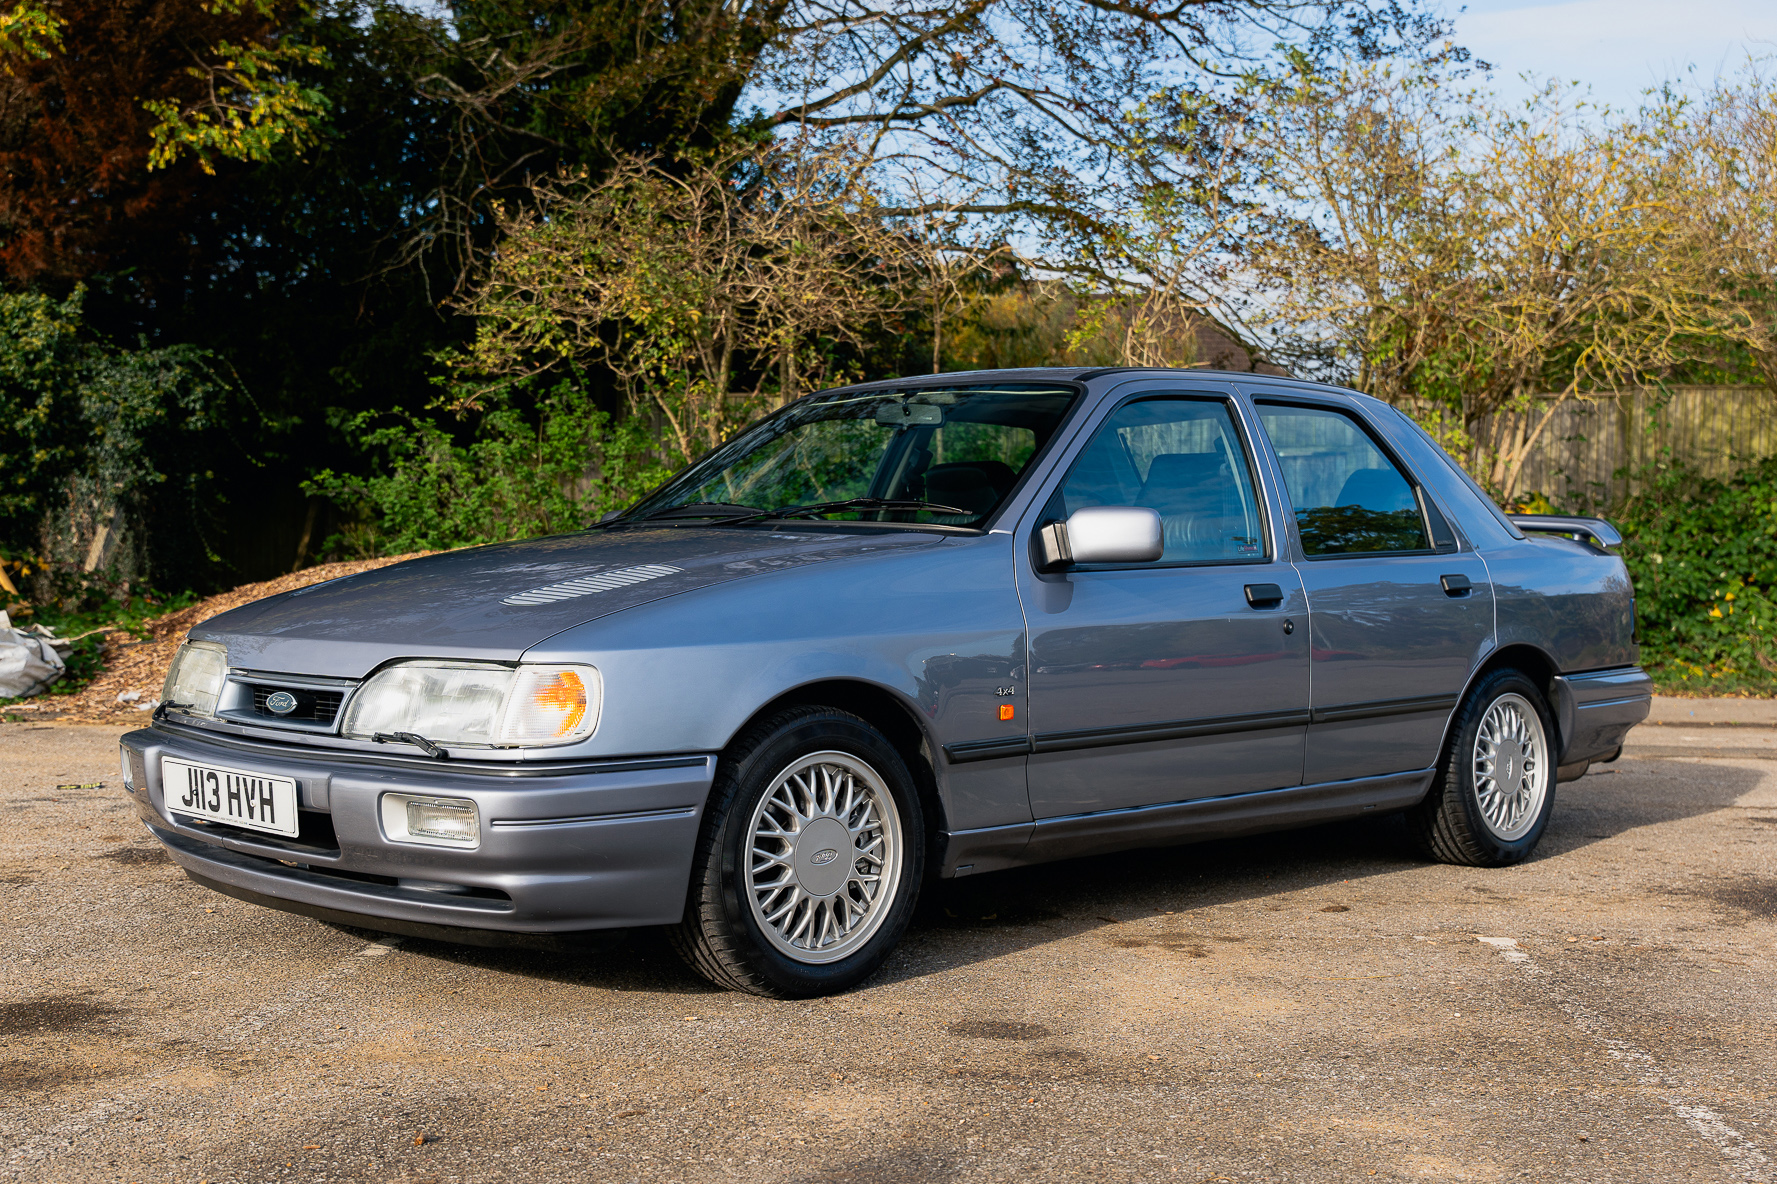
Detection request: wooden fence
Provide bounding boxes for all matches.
[1472,386,1777,512]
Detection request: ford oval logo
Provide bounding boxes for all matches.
[265,691,298,716]
[809,848,839,866]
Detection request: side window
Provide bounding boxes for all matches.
[1255,403,1429,557]
[1058,397,1266,563]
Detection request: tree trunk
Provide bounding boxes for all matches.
[1499,389,1576,506]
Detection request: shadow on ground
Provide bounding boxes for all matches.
[308,755,1766,994]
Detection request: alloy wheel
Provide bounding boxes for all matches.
[1471,692,1550,841]
[743,751,904,964]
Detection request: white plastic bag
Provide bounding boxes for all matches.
[0,610,66,698]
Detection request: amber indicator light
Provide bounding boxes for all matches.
[999,704,1015,721]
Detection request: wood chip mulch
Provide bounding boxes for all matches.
[11,554,432,724]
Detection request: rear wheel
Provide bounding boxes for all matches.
[669,706,924,997]
[1408,669,1556,867]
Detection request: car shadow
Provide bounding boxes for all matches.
[355,755,1767,995]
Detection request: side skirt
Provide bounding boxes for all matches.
[940,767,1434,876]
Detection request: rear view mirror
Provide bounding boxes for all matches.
[875,401,945,427]
[1037,505,1165,571]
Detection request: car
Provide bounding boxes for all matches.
[122,367,1651,997]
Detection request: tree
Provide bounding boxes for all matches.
[1669,63,1777,390]
[1242,64,1757,501]
[461,142,921,463]
[0,0,314,292]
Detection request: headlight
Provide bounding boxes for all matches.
[161,641,228,716]
[339,661,600,747]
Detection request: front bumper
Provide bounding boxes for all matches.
[1553,666,1653,765]
[122,724,715,937]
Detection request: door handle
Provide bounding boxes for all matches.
[1244,582,1285,608]
[1440,573,1473,597]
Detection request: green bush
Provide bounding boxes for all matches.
[0,288,233,599]
[304,380,675,556]
[1618,458,1777,695]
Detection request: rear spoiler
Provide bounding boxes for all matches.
[1507,514,1622,551]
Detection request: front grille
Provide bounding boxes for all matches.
[249,684,344,724]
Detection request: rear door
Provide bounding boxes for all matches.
[1018,386,1311,817]
[1252,398,1494,785]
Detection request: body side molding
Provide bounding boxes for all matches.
[939,767,1435,874]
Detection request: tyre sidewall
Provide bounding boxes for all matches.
[1449,670,1558,863]
[709,712,925,997]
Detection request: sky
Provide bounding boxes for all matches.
[1444,0,1777,110]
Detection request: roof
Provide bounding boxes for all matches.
[830,366,1357,397]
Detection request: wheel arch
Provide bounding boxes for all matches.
[1439,643,1564,761]
[724,678,948,842]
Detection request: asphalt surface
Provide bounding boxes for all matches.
[2,716,1773,1183]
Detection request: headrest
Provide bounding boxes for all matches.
[1139,452,1234,515]
[924,464,1001,514]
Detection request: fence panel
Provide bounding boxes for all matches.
[1474,387,1776,511]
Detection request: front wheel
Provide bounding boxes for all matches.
[1408,669,1557,867]
[669,707,924,997]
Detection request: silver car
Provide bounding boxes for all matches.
[123,368,1650,997]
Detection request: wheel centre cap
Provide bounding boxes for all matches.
[794,818,852,897]
[1498,741,1523,790]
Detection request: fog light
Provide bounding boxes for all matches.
[381,793,480,849]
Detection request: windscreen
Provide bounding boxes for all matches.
[626,384,1078,528]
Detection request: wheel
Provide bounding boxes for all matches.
[1407,668,1557,867]
[669,706,925,998]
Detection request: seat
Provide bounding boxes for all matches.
[1138,453,1242,560]
[1333,467,1416,513]
[923,461,1017,518]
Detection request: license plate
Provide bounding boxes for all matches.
[161,757,300,837]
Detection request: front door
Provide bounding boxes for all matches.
[1254,400,1495,785]
[1020,391,1311,818]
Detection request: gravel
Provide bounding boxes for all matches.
[2,722,1773,1183]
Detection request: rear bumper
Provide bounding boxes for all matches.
[122,724,715,935]
[1552,666,1652,764]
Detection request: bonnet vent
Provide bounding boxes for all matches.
[501,564,683,607]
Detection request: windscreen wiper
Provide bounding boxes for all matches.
[729,498,969,523]
[608,502,763,526]
[372,731,449,760]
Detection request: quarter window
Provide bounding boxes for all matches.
[1256,403,1429,556]
[1057,397,1266,563]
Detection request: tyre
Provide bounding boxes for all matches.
[1407,668,1557,867]
[669,706,925,998]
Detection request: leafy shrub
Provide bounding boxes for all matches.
[1617,458,1777,694]
[0,288,233,600]
[303,380,674,556]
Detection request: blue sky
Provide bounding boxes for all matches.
[1444,0,1777,110]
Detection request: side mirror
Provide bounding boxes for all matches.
[1037,505,1164,571]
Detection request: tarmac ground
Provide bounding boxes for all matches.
[1,706,1773,1183]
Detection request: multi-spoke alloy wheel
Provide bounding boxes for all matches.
[1407,669,1558,868]
[670,706,924,997]
[1470,692,1549,841]
[744,752,904,964]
